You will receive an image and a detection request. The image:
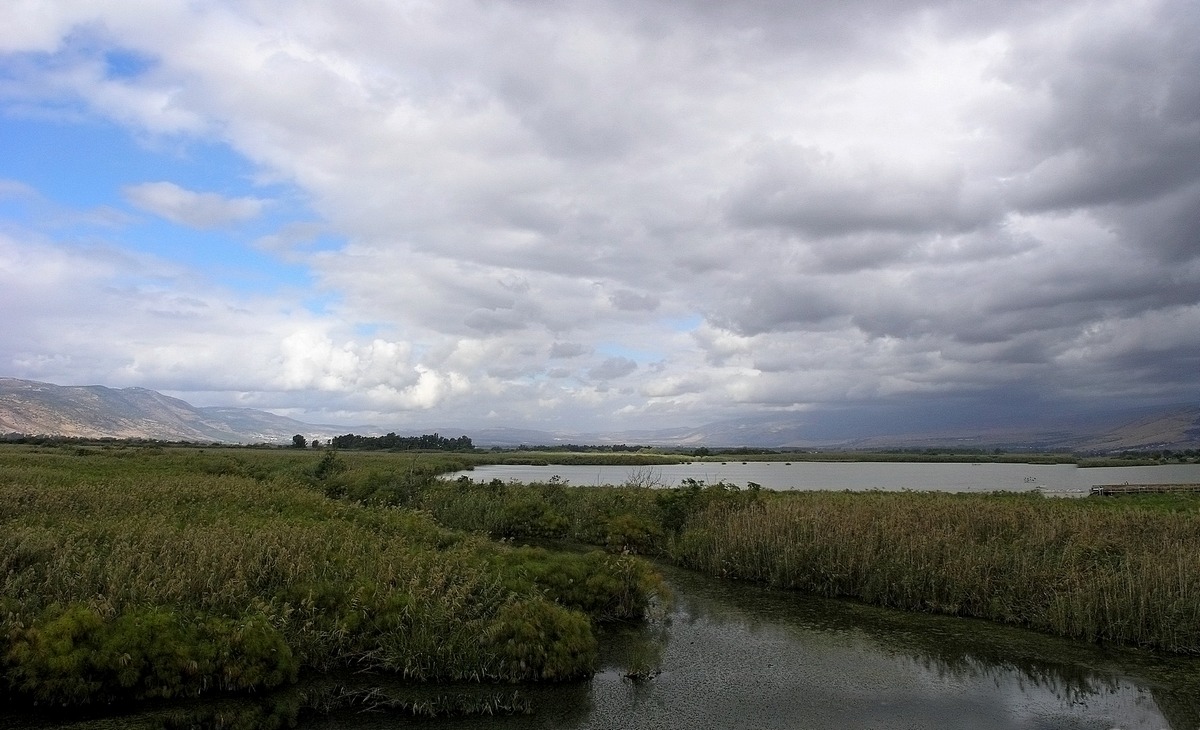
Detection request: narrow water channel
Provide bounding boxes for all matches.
[6,565,1196,729]
[383,564,1197,730]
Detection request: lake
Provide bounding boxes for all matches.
[447,461,1200,495]
[11,563,1194,729]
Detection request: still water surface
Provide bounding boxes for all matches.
[448,461,1200,494]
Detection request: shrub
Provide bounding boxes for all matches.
[489,548,666,623]
[4,605,297,705]
[605,513,663,555]
[496,498,568,539]
[482,599,596,681]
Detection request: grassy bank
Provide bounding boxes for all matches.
[5,442,1198,712]
[673,491,1200,653]
[261,450,1200,654]
[404,472,1200,655]
[0,446,664,707]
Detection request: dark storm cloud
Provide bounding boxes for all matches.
[998,0,1200,259]
[1106,185,1200,262]
[549,342,589,359]
[609,289,660,312]
[710,279,846,337]
[726,141,998,238]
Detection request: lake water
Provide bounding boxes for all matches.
[447,461,1200,495]
[13,564,1194,729]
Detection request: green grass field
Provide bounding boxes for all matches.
[4,442,1198,712]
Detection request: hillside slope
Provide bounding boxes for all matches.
[0,378,319,443]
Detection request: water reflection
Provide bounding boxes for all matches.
[3,565,1197,729]
[654,566,1199,730]
[448,462,1200,494]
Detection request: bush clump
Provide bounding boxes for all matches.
[482,599,597,681]
[489,547,666,623]
[4,605,297,705]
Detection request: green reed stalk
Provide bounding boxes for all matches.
[672,491,1200,653]
[0,446,665,706]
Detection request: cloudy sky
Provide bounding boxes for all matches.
[1,0,1197,436]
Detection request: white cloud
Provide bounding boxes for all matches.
[549,342,589,359]
[2,0,1198,433]
[0,179,38,199]
[123,182,265,229]
[589,357,638,381]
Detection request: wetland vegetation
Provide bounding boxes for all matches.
[2,441,1199,726]
[0,445,661,709]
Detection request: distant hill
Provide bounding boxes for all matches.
[1,377,1196,451]
[0,378,333,444]
[568,409,1199,453]
[1077,406,1200,452]
[832,406,1200,453]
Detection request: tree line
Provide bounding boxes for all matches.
[328,432,474,451]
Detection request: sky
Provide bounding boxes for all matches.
[1,0,1198,437]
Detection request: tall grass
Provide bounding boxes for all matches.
[406,461,1200,655]
[410,475,757,554]
[18,442,1191,710]
[0,446,665,706]
[672,491,1200,653]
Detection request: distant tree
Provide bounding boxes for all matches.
[311,439,322,449]
[292,434,307,449]
[328,432,473,451]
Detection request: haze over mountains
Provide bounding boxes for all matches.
[0,378,333,444]
[2,378,1196,452]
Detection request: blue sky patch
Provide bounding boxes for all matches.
[104,48,157,80]
[0,111,338,296]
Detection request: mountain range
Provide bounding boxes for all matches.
[1,377,1197,451]
[0,378,339,445]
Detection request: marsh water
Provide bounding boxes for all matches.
[449,461,1200,495]
[7,564,1198,730]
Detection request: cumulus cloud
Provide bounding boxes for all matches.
[609,289,660,312]
[549,342,589,359]
[0,229,480,420]
[726,143,999,238]
[123,182,265,228]
[589,357,638,381]
[2,0,1198,433]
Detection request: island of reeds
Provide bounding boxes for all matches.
[3,442,1199,718]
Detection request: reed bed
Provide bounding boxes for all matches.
[0,446,663,706]
[672,491,1200,653]
[298,452,1200,655]
[411,476,752,554]
[12,443,1193,711]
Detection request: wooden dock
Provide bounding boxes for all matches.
[1089,483,1200,496]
